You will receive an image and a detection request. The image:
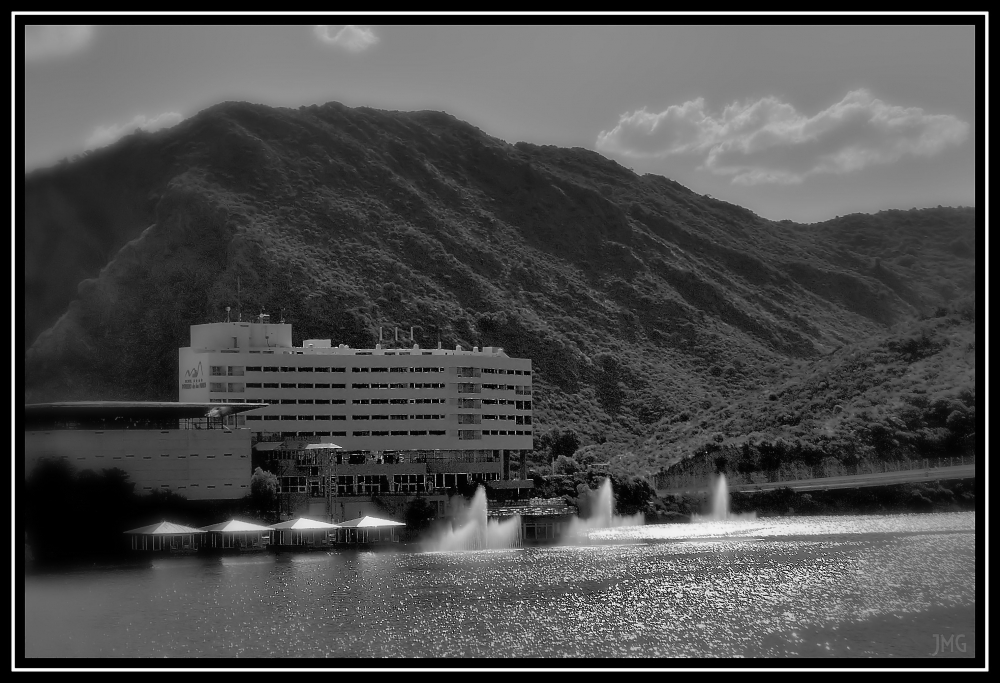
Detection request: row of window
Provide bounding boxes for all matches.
[141,483,248,491]
[215,383,528,394]
[242,366,446,373]
[236,366,530,375]
[482,415,533,424]
[351,430,449,437]
[352,398,446,405]
[248,415,447,422]
[258,430,532,438]
[72,453,244,459]
[482,399,533,409]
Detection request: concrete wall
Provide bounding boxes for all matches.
[24,428,253,500]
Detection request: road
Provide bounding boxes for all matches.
[657,463,977,496]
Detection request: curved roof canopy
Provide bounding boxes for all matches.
[124,521,206,535]
[337,516,405,528]
[200,520,273,533]
[270,517,340,530]
[24,401,267,421]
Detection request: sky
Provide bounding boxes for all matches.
[21,22,979,224]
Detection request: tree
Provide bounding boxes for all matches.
[248,467,279,522]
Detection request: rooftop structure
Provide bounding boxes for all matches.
[24,401,263,500]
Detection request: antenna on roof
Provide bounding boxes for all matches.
[280,308,285,324]
[225,306,231,323]
[237,276,241,322]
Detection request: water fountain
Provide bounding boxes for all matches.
[423,485,522,552]
[689,472,755,524]
[711,472,731,521]
[564,478,644,539]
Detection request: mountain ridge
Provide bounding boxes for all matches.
[23,100,976,464]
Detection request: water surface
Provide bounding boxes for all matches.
[23,512,976,658]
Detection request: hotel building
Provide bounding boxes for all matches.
[178,317,536,520]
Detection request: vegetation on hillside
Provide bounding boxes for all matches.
[23,100,977,482]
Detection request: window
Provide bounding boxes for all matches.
[190,483,199,488]
[264,366,279,372]
[372,431,389,436]
[160,453,170,458]
[246,415,262,421]
[210,382,226,392]
[281,383,296,389]
[409,430,427,436]
[224,453,233,457]
[297,399,314,404]
[432,430,449,436]
[352,384,369,389]
[246,383,262,388]
[315,383,330,389]
[299,367,313,373]
[228,383,244,392]
[391,430,408,436]
[353,415,369,420]
[210,365,225,376]
[263,383,279,389]
[297,383,314,389]
[228,366,244,376]
[281,367,296,372]
[353,431,370,437]
[207,485,216,489]
[264,416,280,421]
[315,399,330,404]
[352,367,370,373]
[331,384,346,389]
[207,455,216,459]
[281,399,296,404]
[246,366,262,372]
[314,367,329,373]
[372,415,389,420]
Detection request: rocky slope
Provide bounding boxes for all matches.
[23,100,977,456]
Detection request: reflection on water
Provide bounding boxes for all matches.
[24,513,976,658]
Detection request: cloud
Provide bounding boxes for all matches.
[85,112,184,150]
[596,90,970,185]
[314,25,379,53]
[25,25,95,62]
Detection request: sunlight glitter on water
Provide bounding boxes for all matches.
[24,512,976,658]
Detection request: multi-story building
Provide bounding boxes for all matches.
[178,317,537,521]
[23,401,264,500]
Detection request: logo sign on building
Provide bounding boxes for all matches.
[182,361,206,390]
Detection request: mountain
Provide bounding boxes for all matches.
[23,100,977,462]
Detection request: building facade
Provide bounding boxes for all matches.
[178,317,536,521]
[23,402,263,500]
[178,319,534,464]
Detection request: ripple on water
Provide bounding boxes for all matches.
[24,512,976,658]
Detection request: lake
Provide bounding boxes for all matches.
[22,512,976,659]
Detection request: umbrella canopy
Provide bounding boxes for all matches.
[124,521,205,535]
[336,515,405,529]
[200,519,273,533]
[270,517,340,530]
